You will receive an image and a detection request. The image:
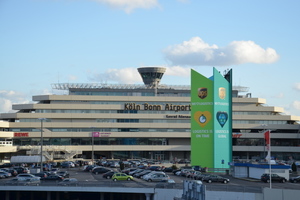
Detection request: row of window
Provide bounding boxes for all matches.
[233,111,276,115]
[33,109,275,116]
[233,151,300,161]
[9,128,190,132]
[50,101,190,105]
[70,91,190,97]
[11,137,300,147]
[233,138,300,147]
[17,118,289,125]
[19,118,190,123]
[12,138,168,146]
[233,120,288,124]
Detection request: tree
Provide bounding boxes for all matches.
[120,162,125,171]
[292,162,297,172]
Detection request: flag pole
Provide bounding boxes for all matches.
[268,130,272,189]
[264,129,272,189]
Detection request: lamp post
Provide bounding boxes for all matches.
[38,118,46,172]
[261,124,267,158]
[91,127,95,164]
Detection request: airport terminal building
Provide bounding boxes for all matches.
[0,67,300,164]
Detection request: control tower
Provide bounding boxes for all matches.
[137,67,166,88]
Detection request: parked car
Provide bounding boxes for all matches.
[202,174,230,183]
[0,163,13,168]
[121,168,137,175]
[5,177,41,186]
[162,167,173,172]
[61,161,75,168]
[194,173,209,181]
[5,169,18,176]
[13,167,30,174]
[57,178,79,186]
[83,165,98,172]
[261,173,287,183]
[147,173,169,182]
[181,169,195,178]
[143,172,166,181]
[57,171,70,178]
[109,162,120,168]
[191,171,202,179]
[134,170,152,178]
[102,171,116,179]
[16,173,40,180]
[155,179,177,188]
[0,172,8,178]
[129,169,144,176]
[289,176,300,183]
[91,167,111,175]
[32,172,48,180]
[5,178,22,185]
[50,168,60,174]
[172,169,181,175]
[147,166,162,171]
[43,174,64,181]
[112,173,133,181]
[0,170,11,178]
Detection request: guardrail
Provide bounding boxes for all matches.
[0,180,265,193]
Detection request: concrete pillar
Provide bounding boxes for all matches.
[56,192,60,200]
[47,191,51,200]
[140,193,144,200]
[145,193,151,200]
[5,191,9,200]
[30,191,34,200]
[16,191,20,200]
[170,151,173,161]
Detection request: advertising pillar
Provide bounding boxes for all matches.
[191,68,232,168]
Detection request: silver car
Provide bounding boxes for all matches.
[147,173,169,182]
[16,173,40,180]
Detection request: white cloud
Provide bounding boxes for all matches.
[290,101,300,116]
[88,66,192,84]
[68,75,78,81]
[272,92,284,99]
[163,37,280,66]
[293,83,300,91]
[177,0,189,3]
[92,0,160,13]
[88,67,143,84]
[0,90,30,113]
[164,66,190,77]
[292,101,300,110]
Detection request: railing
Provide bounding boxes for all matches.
[0,179,265,193]
[0,141,13,146]
[207,168,228,173]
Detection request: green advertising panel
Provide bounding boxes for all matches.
[213,68,232,168]
[191,69,214,167]
[191,68,232,168]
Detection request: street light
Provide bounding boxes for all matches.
[38,118,46,172]
[261,124,267,158]
[91,127,95,164]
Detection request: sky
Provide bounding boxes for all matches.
[1,0,300,117]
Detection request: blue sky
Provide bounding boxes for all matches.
[1,0,300,117]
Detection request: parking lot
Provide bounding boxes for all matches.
[1,165,300,192]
